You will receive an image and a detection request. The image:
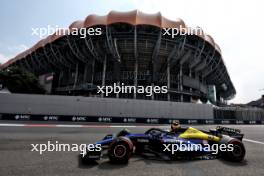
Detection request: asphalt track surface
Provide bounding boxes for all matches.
[0,121,264,176]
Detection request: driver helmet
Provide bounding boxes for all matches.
[171,120,181,132]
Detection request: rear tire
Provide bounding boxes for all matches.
[108,137,133,164]
[222,139,246,162]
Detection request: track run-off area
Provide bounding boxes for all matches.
[0,121,264,176]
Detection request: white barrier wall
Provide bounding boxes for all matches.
[0,93,214,119]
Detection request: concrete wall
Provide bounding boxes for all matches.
[0,93,214,119]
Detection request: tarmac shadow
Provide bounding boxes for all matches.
[77,154,248,169]
[97,160,128,170]
[77,155,99,169]
[218,158,248,167]
[77,154,128,170]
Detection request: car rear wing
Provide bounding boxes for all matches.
[216,126,244,140]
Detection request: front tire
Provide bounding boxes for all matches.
[108,137,133,164]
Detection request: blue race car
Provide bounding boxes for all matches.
[80,126,245,164]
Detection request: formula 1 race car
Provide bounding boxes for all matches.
[80,126,246,164]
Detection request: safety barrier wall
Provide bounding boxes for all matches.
[0,94,263,124]
[0,93,213,119]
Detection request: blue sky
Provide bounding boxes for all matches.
[0,0,264,103]
[0,0,135,57]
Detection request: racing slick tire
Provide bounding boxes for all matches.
[108,137,133,164]
[222,138,246,162]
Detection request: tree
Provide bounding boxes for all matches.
[0,66,46,94]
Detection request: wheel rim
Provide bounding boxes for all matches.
[113,144,127,158]
[232,145,242,157]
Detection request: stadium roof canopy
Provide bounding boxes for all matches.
[0,10,236,100]
[1,10,222,68]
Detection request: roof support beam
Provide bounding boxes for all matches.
[22,58,34,73]
[67,36,87,63]
[152,29,162,63]
[49,44,72,68]
[43,45,65,70]
[134,26,138,60]
[101,55,107,98]
[32,52,48,72]
[190,40,205,68]
[179,50,192,65]
[106,26,121,62]
[167,58,171,101]
[134,26,138,99]
[84,36,102,63]
[169,35,187,68]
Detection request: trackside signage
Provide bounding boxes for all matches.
[0,113,263,124]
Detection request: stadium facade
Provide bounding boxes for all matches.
[0,10,236,104]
